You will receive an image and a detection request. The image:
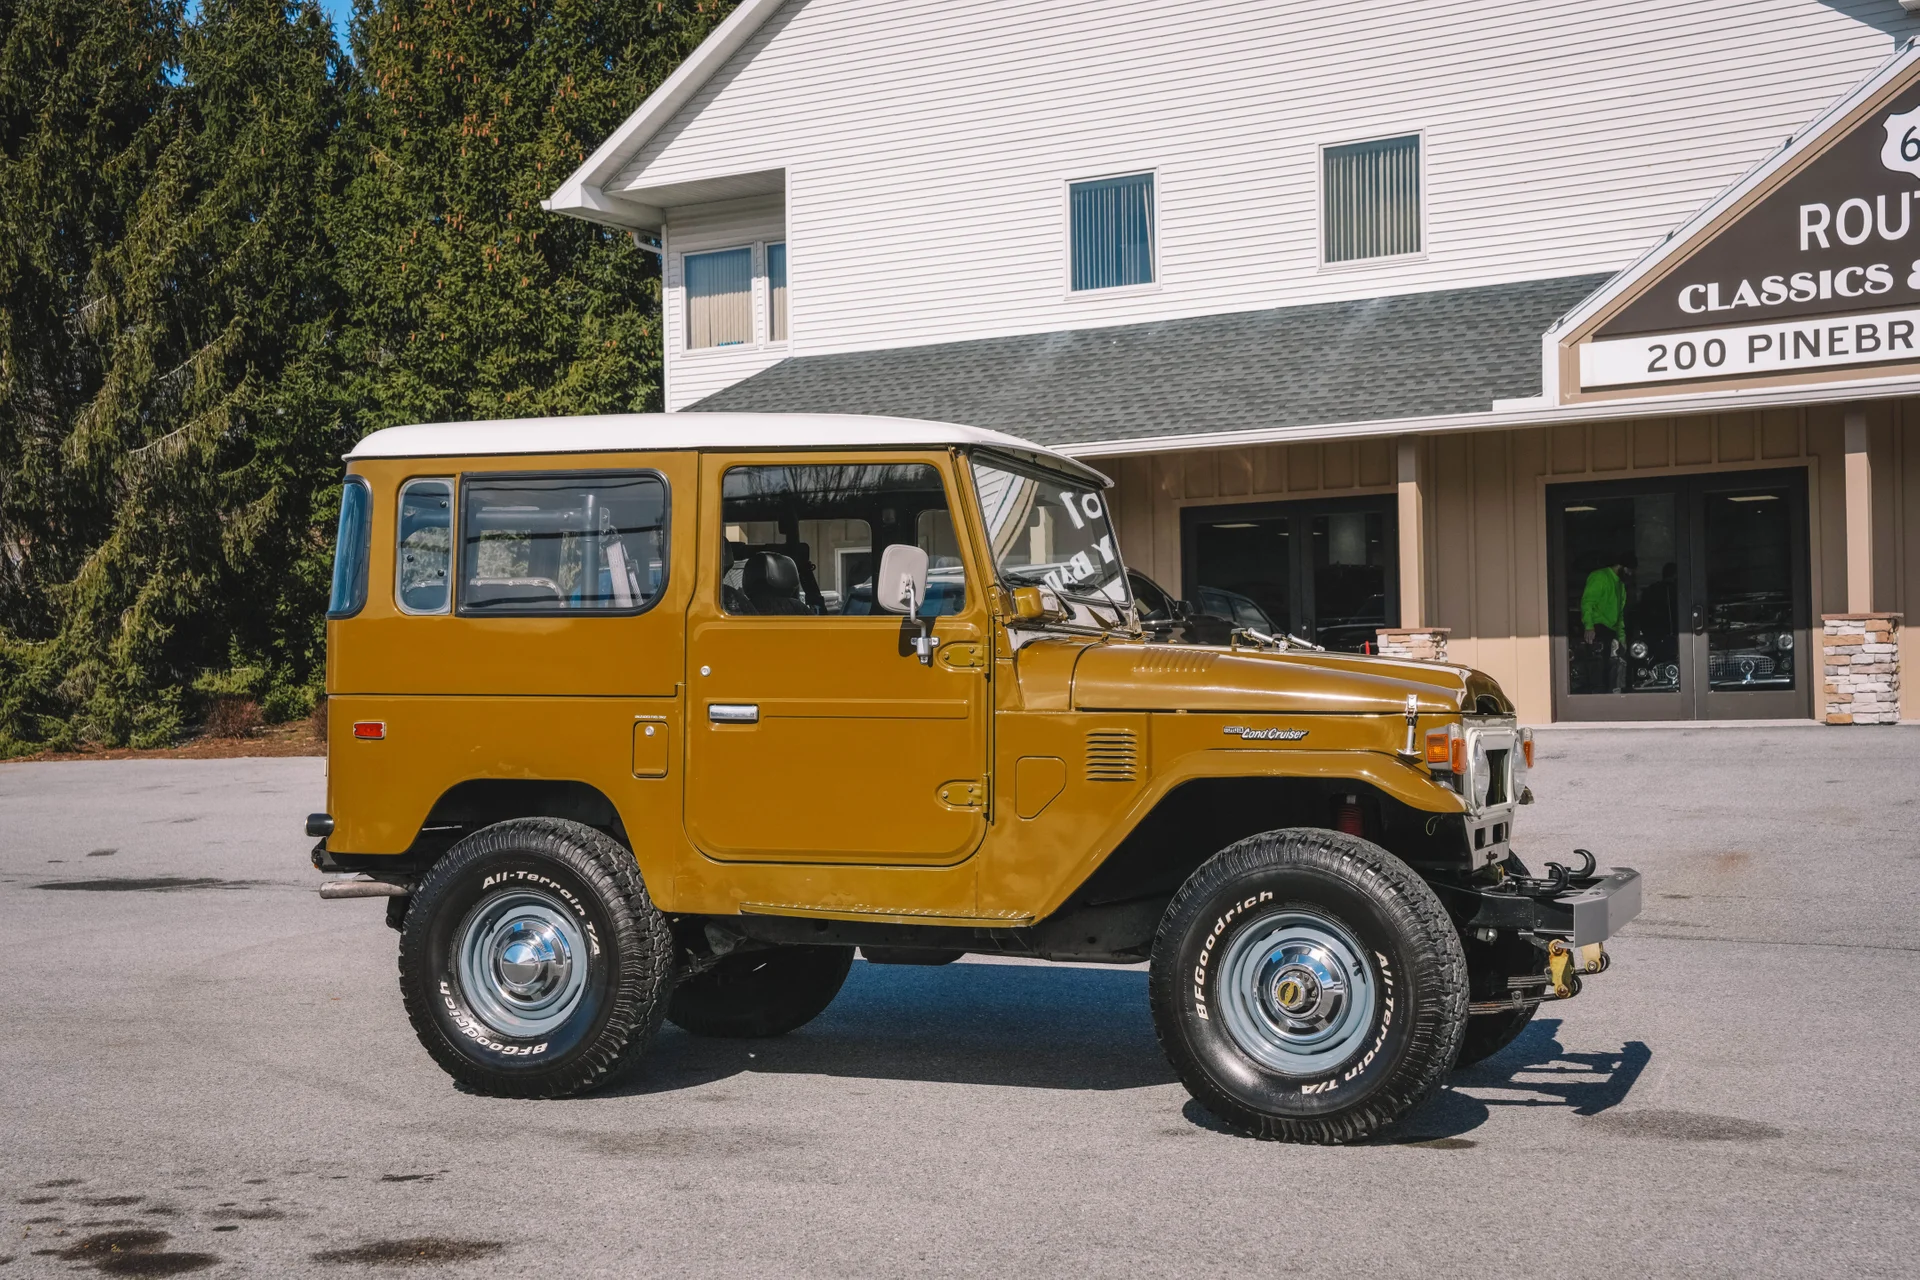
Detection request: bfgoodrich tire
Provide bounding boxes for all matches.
[1149,828,1468,1143]
[668,946,854,1038]
[398,818,673,1098]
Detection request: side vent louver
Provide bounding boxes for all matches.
[1086,728,1139,782]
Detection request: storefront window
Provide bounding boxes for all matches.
[1560,493,1679,696]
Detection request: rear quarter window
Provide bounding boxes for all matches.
[327,478,372,619]
[459,472,668,615]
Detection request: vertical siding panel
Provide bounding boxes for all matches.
[1288,444,1321,492]
[1761,408,1802,459]
[1323,440,1355,490]
[1254,445,1287,496]
[1807,408,1848,614]
[1717,414,1755,462]
[1590,423,1630,472]
[1871,402,1899,612]
[1472,431,1514,687]
[1358,438,1393,488]
[1220,448,1253,497]
[1152,454,1185,582]
[1900,400,1919,718]
[1632,419,1669,469]
[1550,426,1586,474]
[1510,428,1553,721]
[1183,449,1219,499]
[1674,416,1713,466]
[1431,434,1474,643]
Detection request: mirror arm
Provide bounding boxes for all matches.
[903,580,936,665]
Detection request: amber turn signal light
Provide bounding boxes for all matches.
[352,721,385,740]
[1520,726,1535,769]
[1424,724,1462,771]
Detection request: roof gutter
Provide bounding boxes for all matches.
[1054,368,1920,459]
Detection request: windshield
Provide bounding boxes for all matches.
[970,454,1130,626]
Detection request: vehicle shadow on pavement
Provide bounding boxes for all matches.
[1386,1018,1655,1142]
[604,959,1176,1097]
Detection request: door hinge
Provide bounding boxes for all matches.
[939,641,986,670]
[936,779,985,810]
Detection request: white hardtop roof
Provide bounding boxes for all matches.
[346,412,1111,486]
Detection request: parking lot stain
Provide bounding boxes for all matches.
[50,1229,219,1276]
[17,1195,56,1204]
[378,1173,442,1183]
[1585,1108,1783,1141]
[1397,1137,1477,1149]
[88,848,117,857]
[311,1238,504,1266]
[36,1179,84,1188]
[33,877,259,892]
[78,1196,144,1207]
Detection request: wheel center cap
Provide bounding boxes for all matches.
[1271,965,1321,1015]
[493,920,570,1000]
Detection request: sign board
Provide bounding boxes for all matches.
[1564,48,1920,399]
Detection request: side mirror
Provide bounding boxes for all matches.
[875,544,935,664]
[1172,599,1198,621]
[1009,585,1068,624]
[874,544,929,616]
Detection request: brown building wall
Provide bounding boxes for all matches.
[1100,400,1920,723]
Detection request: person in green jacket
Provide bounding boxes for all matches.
[1581,554,1634,692]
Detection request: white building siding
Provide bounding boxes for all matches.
[614,0,1912,388]
[662,195,788,410]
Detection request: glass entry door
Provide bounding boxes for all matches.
[1182,496,1397,652]
[1548,469,1809,721]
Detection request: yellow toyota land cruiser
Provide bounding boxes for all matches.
[311,412,1639,1143]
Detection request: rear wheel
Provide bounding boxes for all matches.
[1149,828,1468,1143]
[397,818,673,1098]
[668,945,854,1038]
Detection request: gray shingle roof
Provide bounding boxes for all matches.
[692,274,1612,448]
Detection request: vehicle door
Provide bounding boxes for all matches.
[685,453,991,864]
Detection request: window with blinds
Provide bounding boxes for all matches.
[1322,135,1422,264]
[1069,173,1155,291]
[685,247,753,348]
[767,242,788,342]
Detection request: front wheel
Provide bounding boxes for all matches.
[1149,828,1468,1143]
[397,818,674,1097]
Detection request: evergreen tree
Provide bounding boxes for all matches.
[0,0,180,747]
[1,0,347,749]
[333,0,731,433]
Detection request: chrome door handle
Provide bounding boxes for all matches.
[708,703,759,724]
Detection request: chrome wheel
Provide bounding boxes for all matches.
[454,888,590,1039]
[1216,909,1378,1076]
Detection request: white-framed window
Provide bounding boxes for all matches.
[685,246,754,348]
[1321,133,1422,265]
[1068,171,1156,292]
[767,241,788,342]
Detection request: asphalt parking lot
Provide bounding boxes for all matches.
[4,725,1918,1278]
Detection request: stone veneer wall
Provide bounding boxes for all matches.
[1821,613,1902,724]
[1374,627,1451,662]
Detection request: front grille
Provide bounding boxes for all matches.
[1086,728,1139,782]
[1709,652,1775,681]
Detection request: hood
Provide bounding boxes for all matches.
[1069,641,1511,716]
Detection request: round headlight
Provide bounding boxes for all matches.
[1663,663,1680,684]
[1629,641,1648,659]
[1754,632,1774,649]
[1776,633,1793,651]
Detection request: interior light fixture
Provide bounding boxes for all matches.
[1726,494,1780,502]
[1565,504,1597,512]
[1211,522,1260,529]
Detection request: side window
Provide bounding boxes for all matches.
[685,247,753,349]
[327,477,372,619]
[460,473,667,614]
[720,463,965,617]
[396,478,452,614]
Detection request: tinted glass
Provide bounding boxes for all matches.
[327,479,371,618]
[1703,485,1795,691]
[721,463,964,617]
[1561,493,1678,695]
[1309,510,1389,653]
[396,479,452,614]
[460,473,666,613]
[1193,517,1290,635]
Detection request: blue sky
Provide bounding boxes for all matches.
[317,0,351,49]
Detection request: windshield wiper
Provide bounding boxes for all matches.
[1054,586,1132,632]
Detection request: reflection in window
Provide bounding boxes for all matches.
[685,247,753,348]
[1560,493,1677,695]
[767,242,788,342]
[1069,173,1155,291]
[1704,488,1795,691]
[460,474,666,613]
[396,479,452,614]
[328,479,372,618]
[1323,134,1421,263]
[720,464,964,617]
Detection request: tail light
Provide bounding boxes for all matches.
[1425,723,1463,772]
[352,721,386,740]
[1520,726,1535,770]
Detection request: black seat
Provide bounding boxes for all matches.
[720,541,756,614]
[743,551,809,615]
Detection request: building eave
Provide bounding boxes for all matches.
[543,0,791,228]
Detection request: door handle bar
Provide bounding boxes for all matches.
[708,704,759,724]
